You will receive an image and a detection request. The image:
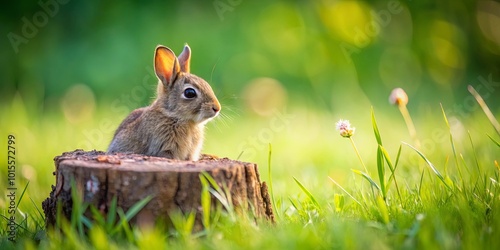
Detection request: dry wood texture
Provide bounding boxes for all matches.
[42,150,274,229]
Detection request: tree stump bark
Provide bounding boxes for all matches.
[42,150,274,229]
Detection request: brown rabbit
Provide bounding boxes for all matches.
[107,44,221,161]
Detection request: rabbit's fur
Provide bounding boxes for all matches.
[107,45,221,161]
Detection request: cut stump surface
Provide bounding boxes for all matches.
[42,150,274,228]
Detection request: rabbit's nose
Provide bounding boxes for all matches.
[212,101,221,113]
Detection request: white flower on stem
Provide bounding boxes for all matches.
[336,119,355,138]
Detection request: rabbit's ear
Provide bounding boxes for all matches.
[178,44,191,73]
[154,45,180,85]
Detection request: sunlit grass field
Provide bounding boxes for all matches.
[1,88,499,249]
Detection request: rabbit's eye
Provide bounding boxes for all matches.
[183,88,197,99]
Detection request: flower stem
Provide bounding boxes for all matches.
[398,105,420,149]
[349,137,369,174]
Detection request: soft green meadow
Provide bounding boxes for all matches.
[1,88,499,249]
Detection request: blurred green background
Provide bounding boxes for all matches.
[1,0,499,204]
[2,0,499,108]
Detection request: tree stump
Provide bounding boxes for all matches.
[42,150,274,229]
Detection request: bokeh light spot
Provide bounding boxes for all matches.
[320,1,374,47]
[431,37,464,69]
[242,77,287,117]
[426,20,467,85]
[258,3,305,54]
[61,84,96,124]
[379,4,413,44]
[21,164,36,182]
[477,1,500,54]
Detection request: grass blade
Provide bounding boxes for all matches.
[106,196,118,231]
[333,194,345,212]
[110,195,153,236]
[288,197,300,211]
[403,142,452,190]
[487,134,500,148]
[170,211,197,241]
[80,215,93,229]
[352,169,381,191]
[468,131,483,175]
[376,147,386,199]
[376,195,390,224]
[124,195,153,222]
[201,172,224,197]
[200,174,211,229]
[293,177,321,209]
[117,209,135,243]
[394,144,402,168]
[380,145,395,172]
[29,197,45,230]
[372,107,387,198]
[440,103,451,128]
[441,104,462,184]
[328,177,362,206]
[69,177,86,236]
[29,196,44,222]
[371,107,383,145]
[201,172,234,217]
[267,143,279,219]
[16,181,29,211]
[89,205,105,227]
[207,188,232,214]
[379,145,403,204]
[418,169,425,197]
[236,151,244,160]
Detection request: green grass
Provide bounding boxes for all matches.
[1,92,500,249]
